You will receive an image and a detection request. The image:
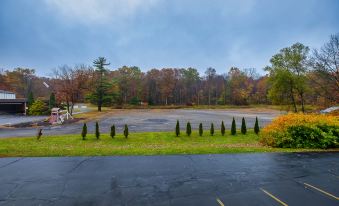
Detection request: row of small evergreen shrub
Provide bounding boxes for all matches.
[175,117,260,136]
[81,122,128,140]
[80,117,260,140]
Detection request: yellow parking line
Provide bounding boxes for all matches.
[216,198,225,206]
[304,182,339,200]
[260,188,288,206]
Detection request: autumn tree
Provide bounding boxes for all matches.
[4,68,35,98]
[228,67,253,105]
[0,69,10,90]
[182,68,200,104]
[266,43,309,112]
[145,69,161,105]
[309,34,339,105]
[53,65,91,115]
[204,67,216,105]
[117,66,142,104]
[159,68,176,105]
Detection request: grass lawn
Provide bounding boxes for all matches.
[0,131,337,157]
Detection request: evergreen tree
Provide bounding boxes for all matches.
[175,120,180,137]
[241,117,247,134]
[110,124,115,138]
[221,121,225,136]
[81,123,87,140]
[124,124,129,138]
[49,93,56,110]
[210,123,214,136]
[186,122,192,136]
[93,57,110,112]
[95,122,100,139]
[231,117,236,135]
[28,99,47,115]
[28,91,35,107]
[199,123,203,136]
[254,116,260,134]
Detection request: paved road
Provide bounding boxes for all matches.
[0,109,283,138]
[0,115,47,126]
[0,153,338,205]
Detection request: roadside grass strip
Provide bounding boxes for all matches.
[0,131,338,157]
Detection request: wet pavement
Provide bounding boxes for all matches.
[0,152,338,205]
[0,109,283,138]
[0,115,47,127]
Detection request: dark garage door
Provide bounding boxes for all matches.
[0,100,26,114]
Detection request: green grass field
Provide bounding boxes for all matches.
[0,131,336,157]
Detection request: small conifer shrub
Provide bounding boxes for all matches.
[124,124,129,138]
[175,120,180,137]
[241,117,247,134]
[95,122,100,139]
[254,116,260,134]
[186,122,192,136]
[231,117,236,135]
[199,123,203,136]
[81,123,87,140]
[110,124,115,138]
[221,121,225,136]
[210,123,214,136]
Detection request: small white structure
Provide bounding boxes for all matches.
[50,108,63,124]
[320,106,339,114]
[0,90,16,99]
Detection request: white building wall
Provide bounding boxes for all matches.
[0,92,16,99]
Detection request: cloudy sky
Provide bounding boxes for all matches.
[0,0,338,76]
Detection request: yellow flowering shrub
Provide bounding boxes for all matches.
[260,113,339,148]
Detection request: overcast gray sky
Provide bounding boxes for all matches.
[0,0,338,76]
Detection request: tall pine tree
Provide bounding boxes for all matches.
[93,57,110,112]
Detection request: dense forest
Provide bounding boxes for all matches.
[0,34,338,113]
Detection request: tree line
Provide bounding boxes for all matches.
[0,34,338,113]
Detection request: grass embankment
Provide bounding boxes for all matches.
[0,131,336,157]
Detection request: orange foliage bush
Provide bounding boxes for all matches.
[261,113,339,148]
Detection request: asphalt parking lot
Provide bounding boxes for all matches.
[0,108,283,138]
[0,152,338,205]
[0,115,47,127]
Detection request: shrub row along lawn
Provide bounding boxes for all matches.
[0,131,336,157]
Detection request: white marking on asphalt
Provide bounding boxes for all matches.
[260,188,288,206]
[216,198,224,206]
[304,182,339,200]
